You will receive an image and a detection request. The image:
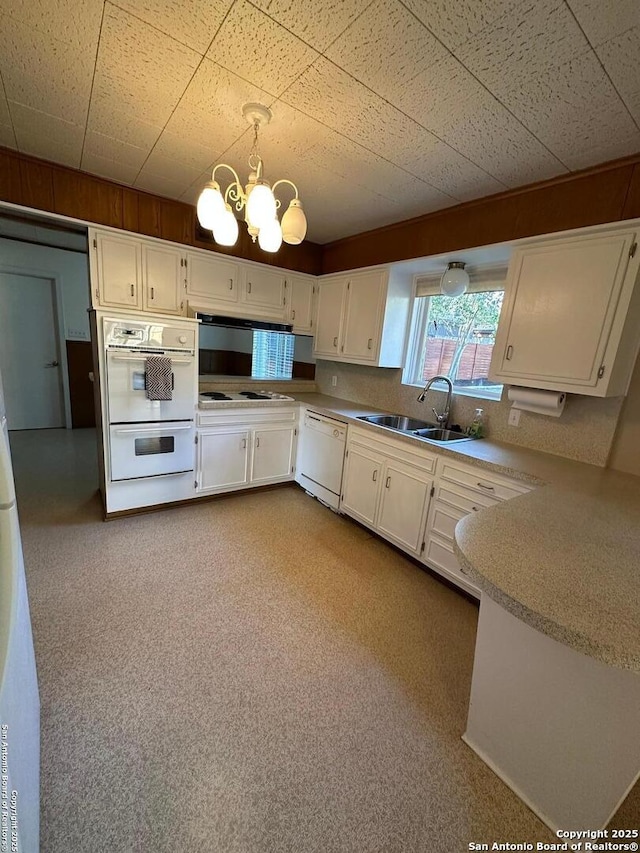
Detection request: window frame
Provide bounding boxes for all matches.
[402,271,507,402]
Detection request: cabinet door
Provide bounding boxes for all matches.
[377,461,432,554]
[341,445,383,526]
[94,232,142,309]
[197,429,250,492]
[251,426,296,484]
[287,277,314,333]
[143,244,184,315]
[186,253,239,305]
[341,271,385,361]
[491,233,635,388]
[313,278,346,357]
[244,268,286,313]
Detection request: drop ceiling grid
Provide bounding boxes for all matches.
[0,0,639,242]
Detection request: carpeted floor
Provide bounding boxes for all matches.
[10,428,640,852]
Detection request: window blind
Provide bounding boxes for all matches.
[252,330,294,379]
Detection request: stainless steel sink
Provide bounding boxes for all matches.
[357,414,433,431]
[412,427,475,443]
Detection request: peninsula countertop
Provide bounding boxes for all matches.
[294,393,640,673]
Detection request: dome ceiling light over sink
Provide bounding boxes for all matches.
[196,103,307,253]
[440,261,470,297]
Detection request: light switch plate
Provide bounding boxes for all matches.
[331,375,337,387]
[508,408,521,427]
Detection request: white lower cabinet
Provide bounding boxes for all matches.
[422,462,532,598]
[196,408,297,495]
[341,427,435,557]
[341,425,534,598]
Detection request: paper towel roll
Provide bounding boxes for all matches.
[507,387,566,417]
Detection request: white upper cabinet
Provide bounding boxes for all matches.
[313,269,411,367]
[142,244,185,315]
[91,231,142,310]
[490,229,640,396]
[285,276,315,334]
[314,277,346,357]
[185,252,240,306]
[243,267,285,313]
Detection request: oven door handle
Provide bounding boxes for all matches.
[113,425,193,435]
[108,354,194,364]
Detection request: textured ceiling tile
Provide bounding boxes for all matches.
[11,103,84,168]
[152,131,216,174]
[325,0,448,97]
[251,0,374,51]
[415,141,506,200]
[92,6,201,127]
[500,49,640,169]
[432,87,566,186]
[566,0,640,47]
[0,0,103,52]
[140,150,205,186]
[456,0,592,94]
[81,151,142,186]
[83,131,150,170]
[172,59,274,131]
[281,58,444,174]
[208,0,319,95]
[134,170,192,198]
[0,16,94,125]
[86,99,164,149]
[597,26,640,126]
[113,0,233,54]
[0,123,17,149]
[401,0,519,51]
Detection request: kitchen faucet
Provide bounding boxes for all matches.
[417,375,453,428]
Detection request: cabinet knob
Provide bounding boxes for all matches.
[242,438,247,449]
[178,335,187,344]
[333,336,338,347]
[248,281,252,293]
[506,344,514,360]
[130,283,135,296]
[367,338,373,349]
[256,436,260,448]
[292,309,296,320]
[385,476,391,489]
[229,279,233,290]
[150,286,155,300]
[372,470,378,482]
[476,482,495,491]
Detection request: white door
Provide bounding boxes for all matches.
[377,462,432,554]
[341,272,384,361]
[287,277,314,333]
[143,245,184,315]
[94,232,142,309]
[186,253,240,305]
[313,278,346,357]
[197,428,250,492]
[251,426,295,483]
[244,269,285,313]
[341,445,382,526]
[0,273,65,429]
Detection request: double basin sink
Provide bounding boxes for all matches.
[357,414,476,443]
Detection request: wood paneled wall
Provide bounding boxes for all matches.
[0,147,322,275]
[322,154,640,273]
[3,146,640,277]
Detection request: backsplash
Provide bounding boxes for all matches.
[315,361,624,467]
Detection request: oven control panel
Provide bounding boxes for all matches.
[103,319,196,352]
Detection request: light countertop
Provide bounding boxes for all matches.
[295,393,640,673]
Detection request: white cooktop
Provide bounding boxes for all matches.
[199,390,295,407]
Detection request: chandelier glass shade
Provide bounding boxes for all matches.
[195,103,307,253]
[440,261,469,297]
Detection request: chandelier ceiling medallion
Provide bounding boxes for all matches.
[196,103,307,253]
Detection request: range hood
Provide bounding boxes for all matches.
[195,313,293,333]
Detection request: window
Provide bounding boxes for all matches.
[404,271,505,400]
[251,330,294,379]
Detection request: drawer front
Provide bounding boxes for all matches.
[197,407,298,427]
[424,535,480,598]
[348,426,436,475]
[430,501,466,542]
[435,482,500,514]
[440,462,530,501]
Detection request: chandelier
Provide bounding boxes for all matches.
[195,103,307,253]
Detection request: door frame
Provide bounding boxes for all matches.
[0,264,72,429]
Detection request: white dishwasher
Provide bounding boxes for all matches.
[297,410,347,510]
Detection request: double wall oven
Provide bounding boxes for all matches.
[100,315,198,510]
